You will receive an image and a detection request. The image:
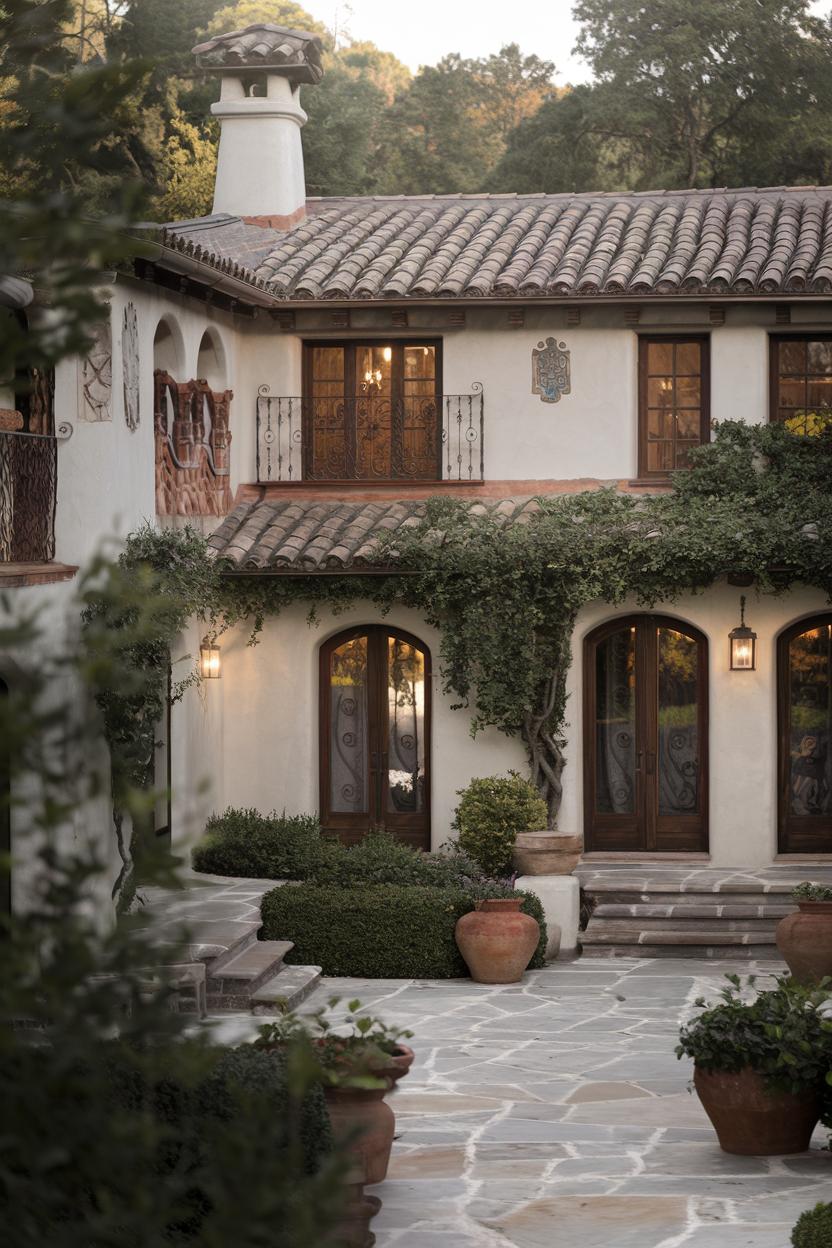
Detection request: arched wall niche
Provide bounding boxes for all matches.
[196,329,227,390]
[153,316,185,377]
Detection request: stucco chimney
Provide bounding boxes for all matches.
[192,24,324,227]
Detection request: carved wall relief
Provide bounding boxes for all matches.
[79,321,113,421]
[154,369,233,516]
[532,337,571,404]
[121,302,140,431]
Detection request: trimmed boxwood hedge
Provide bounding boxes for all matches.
[261,883,547,978]
[792,1202,832,1247]
[191,809,331,880]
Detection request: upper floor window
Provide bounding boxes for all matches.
[638,336,710,479]
[770,335,832,435]
[303,340,441,481]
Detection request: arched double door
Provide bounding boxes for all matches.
[320,626,431,848]
[778,615,832,853]
[584,616,709,852]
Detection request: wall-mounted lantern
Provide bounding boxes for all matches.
[729,597,757,671]
[200,637,221,680]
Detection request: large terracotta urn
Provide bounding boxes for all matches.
[325,1085,395,1186]
[776,901,832,984]
[454,898,540,984]
[694,1067,819,1155]
[333,1184,381,1247]
[512,830,582,876]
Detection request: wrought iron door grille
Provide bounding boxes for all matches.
[0,429,58,562]
[256,386,484,483]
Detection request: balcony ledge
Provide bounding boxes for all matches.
[0,562,78,588]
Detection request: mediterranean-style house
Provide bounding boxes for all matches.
[6,23,832,951]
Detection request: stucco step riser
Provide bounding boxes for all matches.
[581,944,780,960]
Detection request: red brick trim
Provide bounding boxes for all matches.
[238,478,673,503]
[242,206,307,230]
[0,562,78,588]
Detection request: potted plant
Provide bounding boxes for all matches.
[453,772,548,877]
[676,974,832,1155]
[777,882,832,983]
[256,997,414,1186]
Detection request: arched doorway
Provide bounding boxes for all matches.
[778,615,832,853]
[583,615,709,852]
[320,626,431,848]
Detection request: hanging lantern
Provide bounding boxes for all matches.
[729,597,757,671]
[200,637,221,679]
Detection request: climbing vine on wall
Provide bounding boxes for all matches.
[83,421,832,901]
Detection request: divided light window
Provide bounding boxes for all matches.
[770,335,832,435]
[638,336,710,479]
[303,341,441,481]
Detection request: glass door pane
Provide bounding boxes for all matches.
[400,345,438,479]
[355,344,393,478]
[787,625,832,817]
[329,635,369,813]
[386,636,426,814]
[310,346,346,477]
[657,627,700,815]
[595,626,636,814]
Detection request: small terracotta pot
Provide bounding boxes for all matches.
[512,830,582,876]
[374,1043,415,1089]
[776,900,832,984]
[454,897,540,984]
[694,1066,820,1155]
[325,1084,396,1186]
[332,1183,381,1247]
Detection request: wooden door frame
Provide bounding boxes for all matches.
[319,625,432,848]
[777,613,832,853]
[583,614,709,853]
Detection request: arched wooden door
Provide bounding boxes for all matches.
[778,615,832,853]
[584,616,709,852]
[320,626,431,848]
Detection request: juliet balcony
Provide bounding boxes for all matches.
[0,427,58,562]
[255,387,485,485]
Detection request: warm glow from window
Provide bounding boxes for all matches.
[382,346,392,362]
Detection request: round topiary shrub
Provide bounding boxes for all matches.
[792,1202,832,1247]
[453,772,548,876]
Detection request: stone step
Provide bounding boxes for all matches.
[207,940,294,1011]
[586,887,796,906]
[592,902,793,921]
[252,965,323,1014]
[582,926,778,947]
[582,942,780,960]
[201,920,262,976]
[590,911,781,934]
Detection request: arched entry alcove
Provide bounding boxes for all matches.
[153,316,185,376]
[778,614,832,853]
[583,615,709,852]
[319,626,431,849]
[196,328,226,390]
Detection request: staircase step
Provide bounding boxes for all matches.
[582,942,780,960]
[587,887,795,906]
[588,914,779,935]
[207,941,294,1010]
[593,902,793,921]
[583,925,776,944]
[252,966,323,1014]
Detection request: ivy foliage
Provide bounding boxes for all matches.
[85,421,832,850]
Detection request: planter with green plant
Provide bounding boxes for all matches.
[792,1201,832,1247]
[776,882,832,984]
[676,974,832,1155]
[256,997,415,1186]
[453,772,548,877]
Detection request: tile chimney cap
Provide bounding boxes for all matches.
[192,23,324,83]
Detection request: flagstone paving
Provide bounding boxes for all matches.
[298,959,831,1248]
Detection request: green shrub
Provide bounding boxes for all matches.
[261,883,546,978]
[793,881,832,902]
[191,807,334,879]
[453,772,548,875]
[792,1202,832,1247]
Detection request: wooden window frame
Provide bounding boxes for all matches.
[302,339,443,484]
[768,333,832,426]
[637,335,711,481]
[777,613,832,854]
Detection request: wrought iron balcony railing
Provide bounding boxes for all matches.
[256,387,484,483]
[0,428,58,562]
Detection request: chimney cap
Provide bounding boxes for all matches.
[192,23,324,83]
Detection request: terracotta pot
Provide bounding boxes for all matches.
[694,1066,820,1155]
[325,1085,395,1186]
[776,900,832,984]
[331,1184,381,1247]
[454,897,540,984]
[512,830,582,876]
[374,1043,415,1089]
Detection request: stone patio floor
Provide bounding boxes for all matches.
[206,957,832,1247]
